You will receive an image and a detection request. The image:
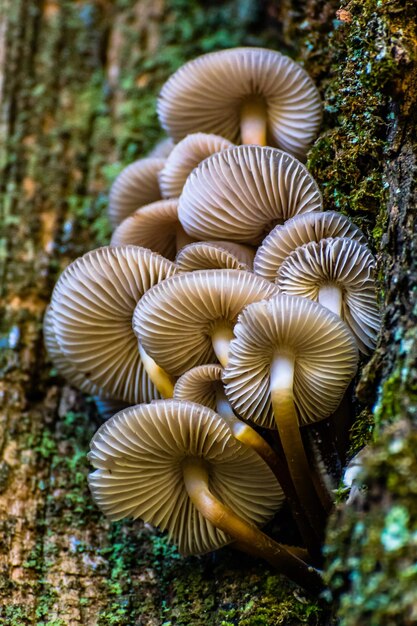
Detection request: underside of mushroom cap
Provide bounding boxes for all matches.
[223,294,358,429]
[108,158,165,228]
[176,242,251,272]
[133,269,279,376]
[178,146,322,244]
[254,211,367,281]
[174,364,223,410]
[157,47,322,160]
[276,237,380,354]
[111,199,184,261]
[44,305,104,397]
[88,400,283,555]
[51,246,178,404]
[159,132,234,199]
[147,137,175,158]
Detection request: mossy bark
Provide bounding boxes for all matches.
[1,0,416,624]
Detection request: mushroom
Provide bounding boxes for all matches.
[159,132,234,198]
[157,47,322,160]
[254,211,367,282]
[108,158,165,228]
[88,399,323,592]
[223,294,359,536]
[147,137,175,158]
[175,241,252,272]
[110,199,194,261]
[276,237,380,354]
[50,246,178,403]
[178,146,322,245]
[133,269,279,375]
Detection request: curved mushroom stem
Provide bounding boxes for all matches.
[182,456,324,593]
[211,322,235,367]
[270,354,330,539]
[138,342,175,398]
[240,98,267,146]
[318,284,343,317]
[215,385,323,564]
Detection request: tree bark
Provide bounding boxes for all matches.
[1,0,416,624]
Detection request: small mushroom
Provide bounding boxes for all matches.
[254,211,367,282]
[108,158,165,228]
[111,199,194,261]
[157,47,322,159]
[133,269,279,375]
[276,237,380,353]
[88,399,322,592]
[159,132,234,198]
[175,241,251,272]
[178,146,322,245]
[223,294,359,536]
[51,246,178,403]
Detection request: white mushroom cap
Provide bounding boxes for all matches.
[276,237,380,354]
[175,242,251,272]
[254,211,367,281]
[174,364,223,410]
[157,47,322,160]
[223,294,359,429]
[88,400,283,555]
[159,132,234,199]
[51,246,178,403]
[133,269,279,376]
[178,146,322,244]
[108,158,165,228]
[43,304,103,397]
[110,199,192,261]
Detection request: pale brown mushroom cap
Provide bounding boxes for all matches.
[51,246,178,404]
[178,146,322,244]
[223,294,359,429]
[111,199,185,261]
[43,304,103,397]
[276,237,380,354]
[254,211,367,281]
[159,132,234,199]
[133,269,279,376]
[157,47,322,160]
[174,364,223,410]
[108,158,165,228]
[175,242,250,272]
[88,400,283,555]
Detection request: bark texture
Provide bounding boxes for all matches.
[1,0,416,625]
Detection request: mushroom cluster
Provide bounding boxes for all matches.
[44,47,380,593]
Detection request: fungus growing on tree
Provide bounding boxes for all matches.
[159,132,234,198]
[276,237,380,353]
[110,199,194,261]
[223,294,359,536]
[50,246,178,403]
[133,269,279,375]
[157,47,322,159]
[178,146,322,244]
[88,400,323,592]
[254,211,367,281]
[108,158,165,228]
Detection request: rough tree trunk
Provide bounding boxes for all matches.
[1,1,416,625]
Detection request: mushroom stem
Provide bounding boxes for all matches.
[211,323,235,367]
[240,98,267,146]
[138,343,175,398]
[318,284,343,317]
[270,354,329,539]
[182,456,324,593]
[216,385,322,563]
